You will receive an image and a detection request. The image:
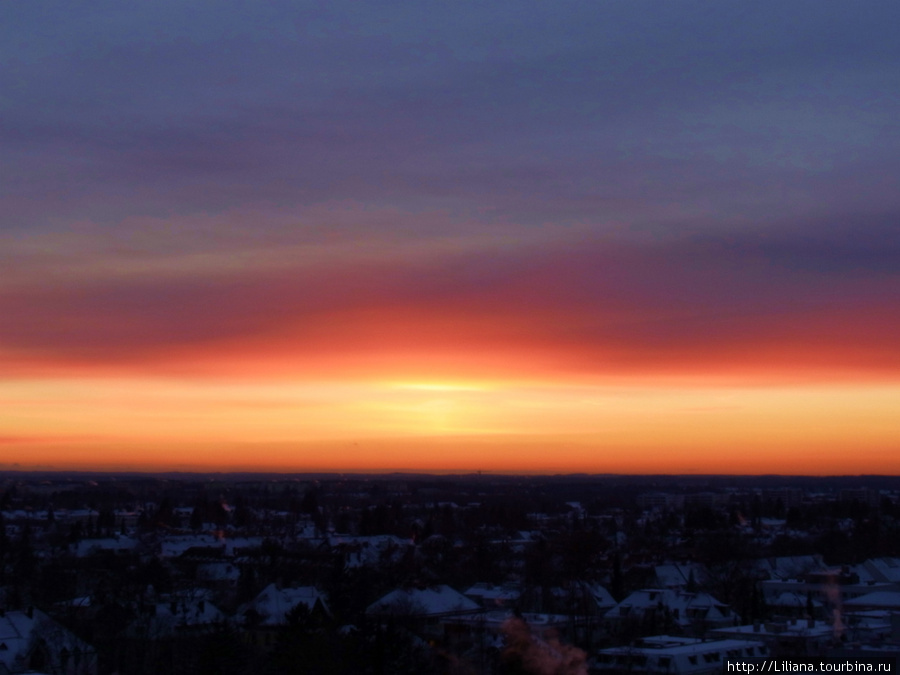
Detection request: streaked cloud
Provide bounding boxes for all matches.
[3,1,899,471]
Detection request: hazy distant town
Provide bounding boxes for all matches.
[3,472,900,674]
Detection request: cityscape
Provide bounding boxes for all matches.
[4,471,900,674]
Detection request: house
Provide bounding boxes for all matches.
[654,563,709,590]
[584,583,618,614]
[464,582,522,609]
[128,591,226,640]
[0,608,97,675]
[71,535,139,558]
[857,558,900,585]
[195,560,241,588]
[605,589,734,635]
[595,635,767,674]
[237,583,331,648]
[158,534,226,559]
[754,555,825,581]
[843,591,900,612]
[759,569,898,619]
[527,583,617,617]
[327,534,411,568]
[766,591,824,618]
[712,620,840,658]
[366,585,480,638]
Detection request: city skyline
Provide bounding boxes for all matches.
[2,2,899,473]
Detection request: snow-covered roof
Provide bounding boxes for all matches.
[859,558,900,584]
[0,611,33,672]
[73,535,139,557]
[0,609,94,673]
[222,536,267,556]
[196,561,240,582]
[754,555,824,581]
[586,583,617,609]
[843,591,900,610]
[606,589,732,626]
[55,595,92,610]
[547,582,616,610]
[151,597,225,632]
[655,563,708,589]
[713,620,836,640]
[159,535,226,558]
[464,583,521,606]
[327,535,410,568]
[767,591,822,608]
[367,585,479,617]
[597,636,767,674]
[241,583,330,626]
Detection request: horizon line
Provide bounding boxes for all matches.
[2,467,899,479]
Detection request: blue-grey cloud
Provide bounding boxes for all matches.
[3,0,899,235]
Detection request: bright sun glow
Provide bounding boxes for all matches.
[2,376,899,473]
[388,381,493,392]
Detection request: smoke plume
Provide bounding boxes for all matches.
[500,617,588,675]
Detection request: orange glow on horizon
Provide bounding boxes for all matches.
[2,374,898,475]
[3,228,899,476]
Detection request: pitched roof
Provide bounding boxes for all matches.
[464,583,521,606]
[606,589,732,626]
[843,591,900,610]
[768,591,822,608]
[860,558,900,584]
[598,635,768,674]
[754,555,824,580]
[242,583,331,625]
[367,585,479,617]
[655,563,708,589]
[0,609,94,672]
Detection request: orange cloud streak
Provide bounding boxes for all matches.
[3,231,898,474]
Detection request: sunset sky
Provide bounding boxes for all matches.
[2,1,899,474]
